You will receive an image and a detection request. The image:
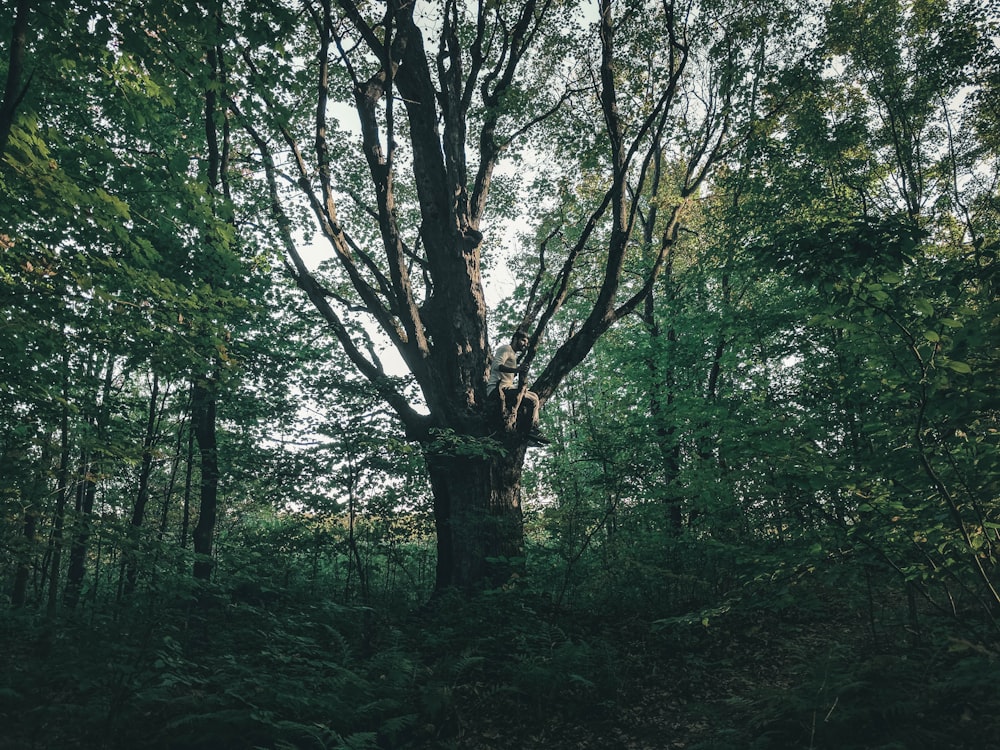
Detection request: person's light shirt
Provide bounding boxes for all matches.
[487,344,517,395]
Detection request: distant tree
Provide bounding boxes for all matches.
[0,0,266,605]
[721,0,1000,625]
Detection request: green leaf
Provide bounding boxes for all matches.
[945,360,972,374]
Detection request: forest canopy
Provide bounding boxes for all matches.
[2,0,999,748]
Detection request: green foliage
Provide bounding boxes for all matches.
[0,595,408,750]
[731,641,1000,750]
[3,514,1000,749]
[2,0,999,748]
[425,428,508,461]
[757,216,923,282]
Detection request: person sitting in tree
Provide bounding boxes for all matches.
[487,330,550,446]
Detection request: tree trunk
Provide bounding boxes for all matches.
[159,413,189,538]
[11,513,37,606]
[11,504,38,607]
[238,0,733,597]
[0,0,29,156]
[181,417,194,550]
[46,392,72,618]
[191,377,219,581]
[65,357,116,608]
[63,450,97,609]
[642,288,684,530]
[124,371,161,596]
[189,13,227,586]
[425,439,527,591]
[10,437,47,607]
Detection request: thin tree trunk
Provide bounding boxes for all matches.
[46,360,73,619]
[159,414,188,537]
[189,14,228,584]
[63,450,97,609]
[642,287,684,529]
[11,498,39,607]
[191,377,219,581]
[344,460,369,601]
[65,357,116,609]
[124,372,161,596]
[10,433,47,607]
[0,0,29,156]
[181,417,194,550]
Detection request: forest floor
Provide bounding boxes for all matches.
[422,587,999,750]
[443,608,860,749]
[2,580,999,750]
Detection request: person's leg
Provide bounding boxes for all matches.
[520,391,549,444]
[521,390,540,426]
[498,388,548,444]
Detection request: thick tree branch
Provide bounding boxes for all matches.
[348,15,432,362]
[332,0,385,55]
[438,0,471,229]
[231,42,437,392]
[530,0,695,400]
[382,3,452,255]
[233,49,385,298]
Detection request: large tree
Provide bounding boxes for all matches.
[188,0,809,591]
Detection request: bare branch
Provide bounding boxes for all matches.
[333,0,385,56]
[470,0,558,226]
[232,75,397,326]
[236,108,424,430]
[522,223,561,325]
[530,0,689,400]
[349,11,432,361]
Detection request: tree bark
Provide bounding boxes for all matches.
[426,441,527,591]
[11,460,43,608]
[642,296,684,530]
[191,377,219,581]
[190,12,227,584]
[63,450,98,609]
[11,509,37,607]
[181,416,194,550]
[124,372,161,596]
[46,360,72,618]
[0,0,30,156]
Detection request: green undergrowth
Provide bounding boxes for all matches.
[1,568,998,750]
